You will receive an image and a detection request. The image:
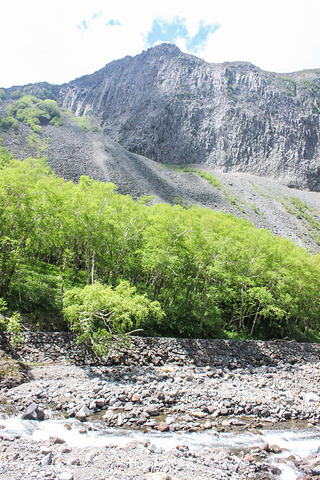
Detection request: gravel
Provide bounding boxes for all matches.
[1,360,320,479]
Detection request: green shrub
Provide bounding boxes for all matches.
[0,298,23,348]
[0,144,14,168]
[22,83,58,100]
[10,90,21,99]
[6,95,63,131]
[0,116,18,131]
[63,281,164,356]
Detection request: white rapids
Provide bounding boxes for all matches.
[1,415,320,479]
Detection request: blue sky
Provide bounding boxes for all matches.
[1,0,320,87]
[145,17,221,53]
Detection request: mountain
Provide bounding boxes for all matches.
[60,43,320,191]
[1,43,320,252]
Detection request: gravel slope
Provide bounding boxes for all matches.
[2,117,320,253]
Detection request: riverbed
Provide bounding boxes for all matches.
[1,412,320,479]
[1,361,320,479]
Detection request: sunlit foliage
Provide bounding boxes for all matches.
[0,151,319,343]
[5,95,63,132]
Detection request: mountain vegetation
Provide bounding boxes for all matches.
[0,150,319,347]
[1,45,320,349]
[5,95,63,131]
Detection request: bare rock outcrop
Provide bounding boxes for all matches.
[60,43,320,191]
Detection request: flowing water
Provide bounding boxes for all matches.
[1,415,320,479]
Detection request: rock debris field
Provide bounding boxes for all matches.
[2,358,320,479]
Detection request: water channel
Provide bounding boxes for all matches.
[2,414,320,479]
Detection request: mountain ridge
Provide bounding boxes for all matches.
[57,43,320,191]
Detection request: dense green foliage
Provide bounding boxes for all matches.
[0,116,18,131]
[5,95,63,132]
[0,144,14,167]
[10,90,22,99]
[0,90,18,132]
[0,151,319,342]
[0,298,23,347]
[63,281,164,355]
[21,82,59,101]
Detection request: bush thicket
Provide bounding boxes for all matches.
[5,95,63,132]
[0,150,319,344]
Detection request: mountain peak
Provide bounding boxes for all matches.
[57,44,320,192]
[139,43,183,62]
[147,42,181,55]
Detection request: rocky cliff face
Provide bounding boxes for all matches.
[60,43,320,191]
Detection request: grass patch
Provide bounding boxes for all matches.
[281,196,320,245]
[166,164,221,189]
[66,111,99,132]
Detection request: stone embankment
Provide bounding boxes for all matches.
[3,332,320,368]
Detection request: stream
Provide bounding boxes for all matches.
[2,415,320,479]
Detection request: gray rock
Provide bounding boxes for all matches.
[305,392,320,402]
[95,398,106,408]
[75,405,90,421]
[147,443,163,454]
[269,444,283,454]
[41,452,53,467]
[60,44,320,193]
[49,435,66,445]
[145,405,160,416]
[124,401,133,411]
[21,403,44,421]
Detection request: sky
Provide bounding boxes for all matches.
[1,0,320,88]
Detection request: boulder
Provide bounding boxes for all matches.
[58,473,74,480]
[22,403,44,421]
[75,405,90,421]
[157,422,169,432]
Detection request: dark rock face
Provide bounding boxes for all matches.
[59,43,320,191]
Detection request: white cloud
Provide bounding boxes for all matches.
[200,0,320,72]
[1,0,320,87]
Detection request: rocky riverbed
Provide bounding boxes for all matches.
[1,360,320,479]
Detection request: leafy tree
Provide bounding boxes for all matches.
[37,99,63,126]
[0,297,23,347]
[0,144,14,168]
[21,82,58,100]
[10,90,21,99]
[63,281,164,356]
[0,155,319,343]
